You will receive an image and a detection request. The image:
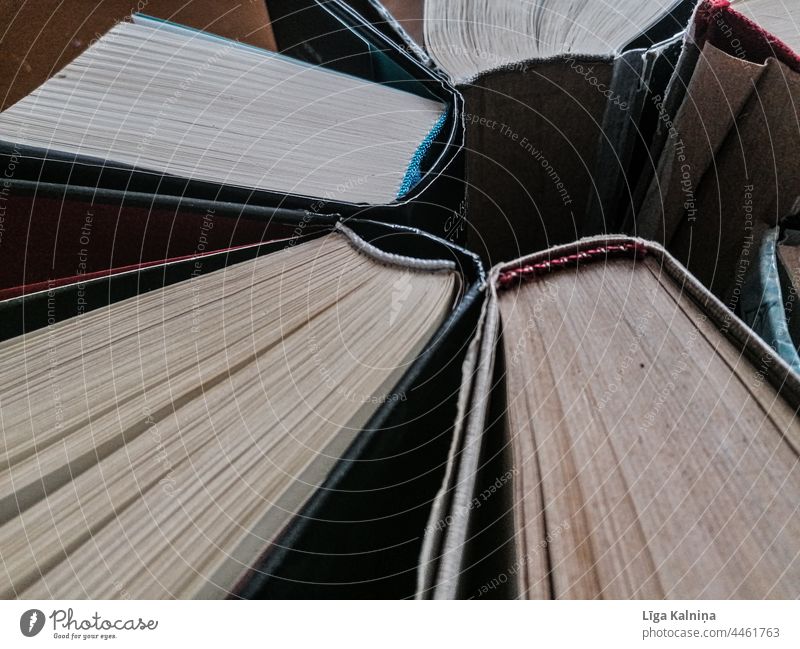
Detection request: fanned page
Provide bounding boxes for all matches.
[495,245,800,598]
[0,16,446,205]
[0,231,456,598]
[424,0,678,82]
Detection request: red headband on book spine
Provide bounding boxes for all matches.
[497,242,648,290]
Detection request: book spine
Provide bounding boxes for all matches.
[496,242,648,290]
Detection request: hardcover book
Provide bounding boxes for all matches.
[0,2,465,240]
[420,236,800,599]
[0,219,483,599]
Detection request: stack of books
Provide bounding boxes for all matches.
[0,0,798,600]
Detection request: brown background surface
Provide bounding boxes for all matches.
[381,0,423,45]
